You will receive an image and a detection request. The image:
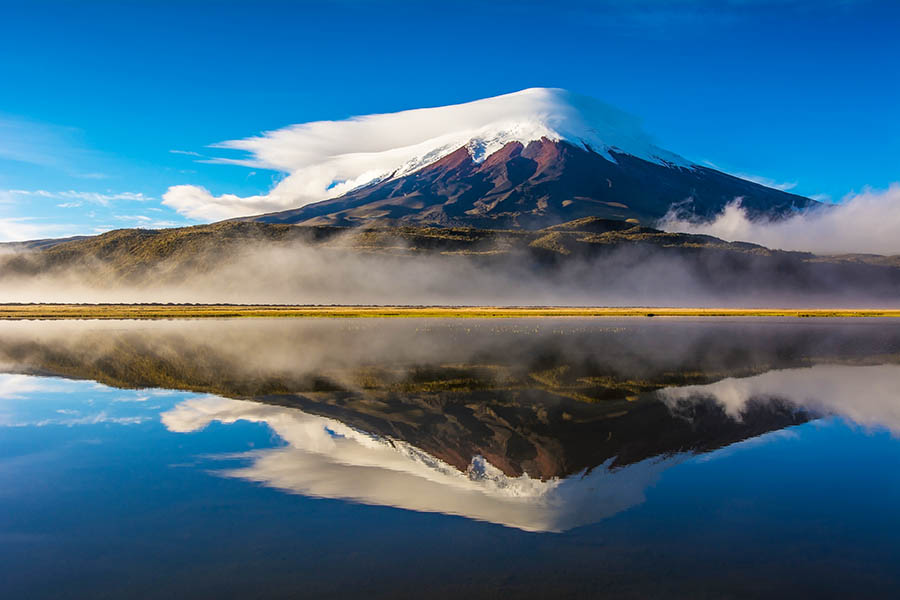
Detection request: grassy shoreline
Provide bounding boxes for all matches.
[1,304,900,319]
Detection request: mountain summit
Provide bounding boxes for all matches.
[205,88,815,228]
[363,87,695,173]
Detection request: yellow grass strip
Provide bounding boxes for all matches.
[1,304,900,319]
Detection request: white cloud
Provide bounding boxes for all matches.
[0,373,170,427]
[0,374,63,399]
[10,412,150,427]
[113,214,153,222]
[687,161,799,192]
[169,149,204,157]
[112,395,150,403]
[0,188,159,241]
[660,184,900,255]
[5,189,152,206]
[162,185,289,222]
[113,214,180,228]
[0,217,74,243]
[732,172,797,191]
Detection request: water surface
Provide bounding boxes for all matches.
[1,318,899,598]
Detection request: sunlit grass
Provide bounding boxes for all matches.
[1,304,900,319]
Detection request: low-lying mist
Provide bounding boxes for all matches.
[661,184,900,256]
[2,227,900,306]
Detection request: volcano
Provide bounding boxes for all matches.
[218,88,818,229]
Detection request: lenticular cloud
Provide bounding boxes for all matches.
[162,87,687,221]
[660,184,900,256]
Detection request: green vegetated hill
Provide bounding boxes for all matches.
[1,216,900,300]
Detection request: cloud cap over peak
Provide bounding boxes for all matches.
[162,88,687,221]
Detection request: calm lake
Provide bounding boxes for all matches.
[1,318,899,599]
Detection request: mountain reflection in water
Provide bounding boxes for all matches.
[162,396,682,532]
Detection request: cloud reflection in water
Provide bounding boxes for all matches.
[659,364,900,436]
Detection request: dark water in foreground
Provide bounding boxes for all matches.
[1,318,899,599]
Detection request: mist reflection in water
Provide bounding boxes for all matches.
[659,364,900,435]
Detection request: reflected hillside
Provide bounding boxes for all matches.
[1,318,897,482]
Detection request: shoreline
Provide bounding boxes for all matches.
[1,304,900,319]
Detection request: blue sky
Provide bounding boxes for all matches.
[1,0,898,240]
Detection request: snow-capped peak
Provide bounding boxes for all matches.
[164,88,692,221]
[387,87,692,173]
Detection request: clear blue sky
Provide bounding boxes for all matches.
[1,0,898,240]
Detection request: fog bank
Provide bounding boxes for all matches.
[661,184,900,256]
[3,233,900,306]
